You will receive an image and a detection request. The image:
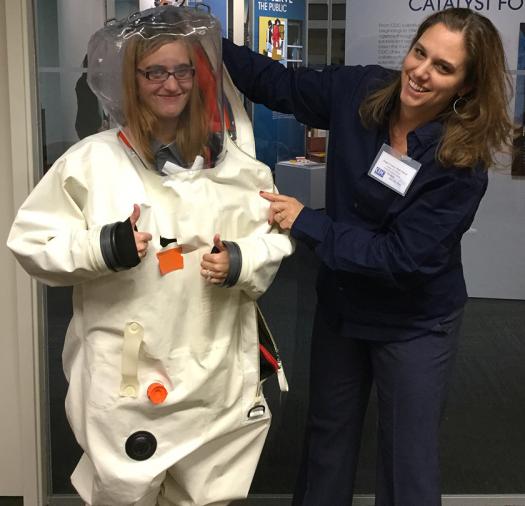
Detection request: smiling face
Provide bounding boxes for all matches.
[136,40,194,137]
[400,23,471,122]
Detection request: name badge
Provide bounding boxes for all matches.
[368,143,421,196]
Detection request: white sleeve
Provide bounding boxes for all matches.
[231,225,295,300]
[6,158,109,287]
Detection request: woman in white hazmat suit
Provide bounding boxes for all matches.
[7,6,294,506]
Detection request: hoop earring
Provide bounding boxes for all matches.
[453,96,467,115]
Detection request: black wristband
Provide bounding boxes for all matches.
[221,241,242,287]
[100,218,140,271]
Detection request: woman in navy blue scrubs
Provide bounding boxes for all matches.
[223,8,513,506]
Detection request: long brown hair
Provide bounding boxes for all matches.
[122,35,209,165]
[359,8,513,169]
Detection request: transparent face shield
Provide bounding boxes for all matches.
[87,5,225,169]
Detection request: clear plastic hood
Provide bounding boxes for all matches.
[87,5,225,168]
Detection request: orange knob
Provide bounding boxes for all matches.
[147,382,168,405]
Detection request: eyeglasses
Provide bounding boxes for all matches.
[137,65,195,83]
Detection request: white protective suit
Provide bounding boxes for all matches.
[7,125,294,505]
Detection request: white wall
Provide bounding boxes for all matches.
[0,0,23,492]
[462,169,525,299]
[0,1,42,503]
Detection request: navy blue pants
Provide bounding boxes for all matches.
[292,306,463,506]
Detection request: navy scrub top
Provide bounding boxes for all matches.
[223,39,488,341]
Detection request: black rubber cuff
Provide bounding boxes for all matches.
[221,241,242,287]
[100,218,140,271]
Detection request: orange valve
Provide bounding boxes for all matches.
[147,382,168,405]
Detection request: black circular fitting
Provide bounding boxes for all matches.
[125,431,157,461]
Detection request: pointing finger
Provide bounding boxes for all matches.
[259,191,289,203]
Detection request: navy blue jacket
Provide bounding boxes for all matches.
[223,39,488,341]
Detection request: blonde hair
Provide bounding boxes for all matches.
[359,8,513,169]
[122,35,209,165]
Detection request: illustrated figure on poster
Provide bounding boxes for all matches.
[8,5,293,506]
[264,19,273,55]
[272,18,282,59]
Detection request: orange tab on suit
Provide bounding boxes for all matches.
[156,247,184,275]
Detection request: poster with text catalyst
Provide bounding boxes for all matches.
[346,1,525,72]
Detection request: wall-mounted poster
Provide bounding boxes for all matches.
[346,2,522,72]
[345,1,525,300]
[252,0,306,168]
